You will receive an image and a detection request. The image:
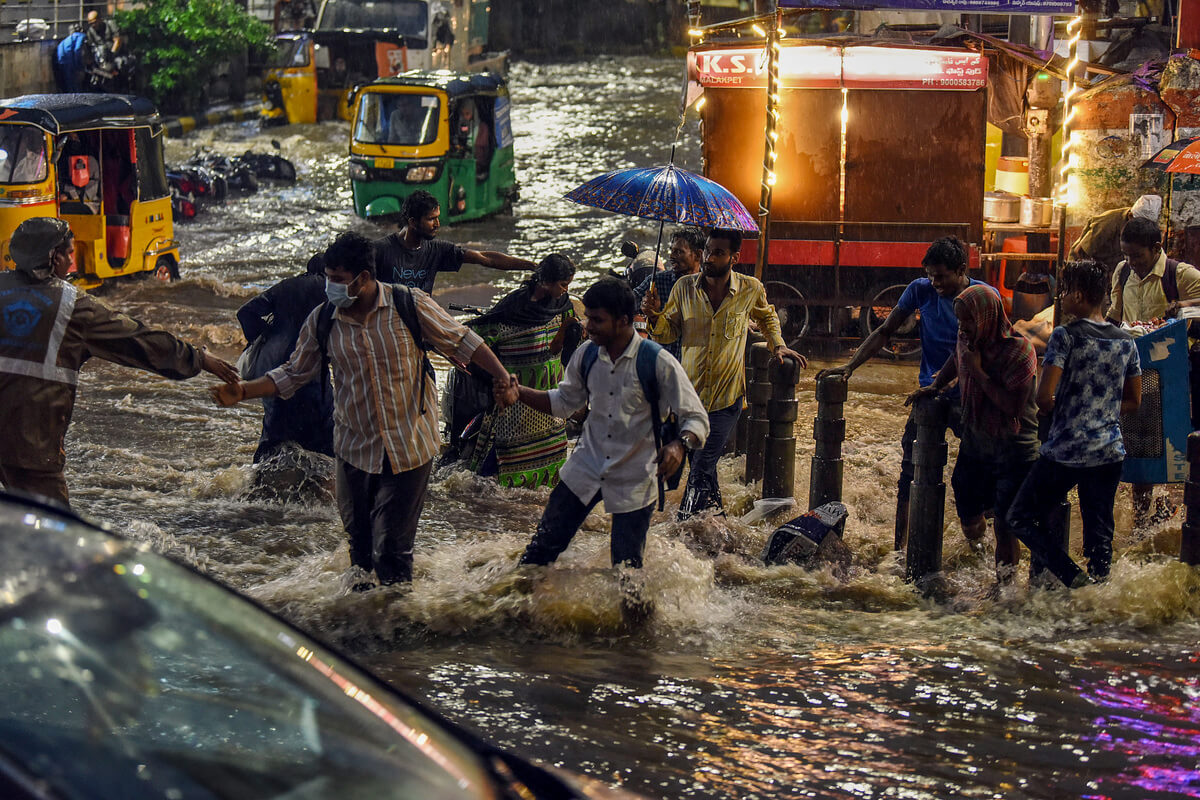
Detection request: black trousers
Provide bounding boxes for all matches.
[335,455,433,584]
[521,481,654,568]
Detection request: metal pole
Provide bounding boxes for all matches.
[809,373,846,509]
[754,6,780,281]
[905,395,949,587]
[762,354,800,499]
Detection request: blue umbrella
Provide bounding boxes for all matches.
[564,164,759,232]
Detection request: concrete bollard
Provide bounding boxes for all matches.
[809,373,846,509]
[763,354,802,498]
[905,395,950,586]
[1183,432,1200,565]
[744,342,772,484]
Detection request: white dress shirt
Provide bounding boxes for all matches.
[548,334,710,513]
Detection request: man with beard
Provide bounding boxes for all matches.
[645,228,807,519]
[635,226,705,360]
[374,190,535,294]
[819,236,988,550]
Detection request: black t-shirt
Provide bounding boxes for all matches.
[374,234,465,294]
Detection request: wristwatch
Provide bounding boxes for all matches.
[680,431,699,452]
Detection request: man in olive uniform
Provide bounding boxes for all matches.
[0,217,238,506]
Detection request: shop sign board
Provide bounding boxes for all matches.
[688,45,987,90]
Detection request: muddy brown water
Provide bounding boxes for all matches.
[56,59,1200,799]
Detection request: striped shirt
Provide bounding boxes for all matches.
[268,284,483,474]
[650,271,785,411]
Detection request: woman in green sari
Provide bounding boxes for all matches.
[467,254,580,487]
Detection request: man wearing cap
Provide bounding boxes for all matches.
[1070,194,1163,277]
[0,217,238,506]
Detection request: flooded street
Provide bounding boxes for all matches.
[60,58,1200,799]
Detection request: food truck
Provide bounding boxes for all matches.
[688,34,1060,354]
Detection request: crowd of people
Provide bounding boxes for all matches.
[0,191,1191,596]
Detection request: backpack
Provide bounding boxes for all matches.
[315,284,436,414]
[579,338,682,511]
[1115,258,1180,321]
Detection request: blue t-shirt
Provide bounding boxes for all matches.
[1041,319,1141,467]
[895,277,987,387]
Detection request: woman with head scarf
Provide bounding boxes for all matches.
[907,285,1039,583]
[456,253,580,487]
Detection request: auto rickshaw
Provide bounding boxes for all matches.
[0,94,180,287]
[348,70,518,223]
[262,30,416,126]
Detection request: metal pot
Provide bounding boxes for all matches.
[1019,196,1055,227]
[983,191,1020,223]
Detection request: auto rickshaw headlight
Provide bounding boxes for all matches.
[348,162,368,181]
[405,166,438,182]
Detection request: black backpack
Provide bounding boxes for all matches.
[315,284,436,414]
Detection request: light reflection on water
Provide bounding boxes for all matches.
[59,58,1200,798]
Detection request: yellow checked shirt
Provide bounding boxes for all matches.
[651,271,785,412]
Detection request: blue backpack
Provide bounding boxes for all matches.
[579,338,682,511]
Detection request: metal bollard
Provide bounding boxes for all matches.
[743,342,772,483]
[905,395,950,586]
[809,373,846,509]
[1183,432,1200,565]
[762,355,801,498]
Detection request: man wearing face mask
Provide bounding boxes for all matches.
[0,217,239,507]
[210,231,516,590]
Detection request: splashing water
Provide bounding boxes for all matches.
[56,58,1200,799]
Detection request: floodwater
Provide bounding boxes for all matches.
[61,58,1200,799]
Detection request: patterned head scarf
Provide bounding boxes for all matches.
[954,285,1037,438]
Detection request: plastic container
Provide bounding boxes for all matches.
[995,156,1030,196]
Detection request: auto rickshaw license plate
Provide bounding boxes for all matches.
[374,157,394,170]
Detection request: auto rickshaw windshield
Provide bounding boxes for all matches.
[354,92,440,146]
[269,36,309,69]
[0,126,48,184]
[318,0,427,34]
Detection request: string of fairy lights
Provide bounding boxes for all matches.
[1058,14,1084,207]
[689,5,1088,244]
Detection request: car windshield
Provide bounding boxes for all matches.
[0,126,48,185]
[318,0,427,35]
[0,502,496,800]
[354,92,441,146]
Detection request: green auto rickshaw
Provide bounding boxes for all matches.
[348,70,518,223]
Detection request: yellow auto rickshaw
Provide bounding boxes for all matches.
[0,94,180,287]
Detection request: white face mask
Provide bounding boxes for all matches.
[325,277,359,309]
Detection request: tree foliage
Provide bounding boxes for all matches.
[117,0,273,110]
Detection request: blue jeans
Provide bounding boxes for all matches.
[520,481,655,568]
[1006,456,1124,585]
[678,397,743,519]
